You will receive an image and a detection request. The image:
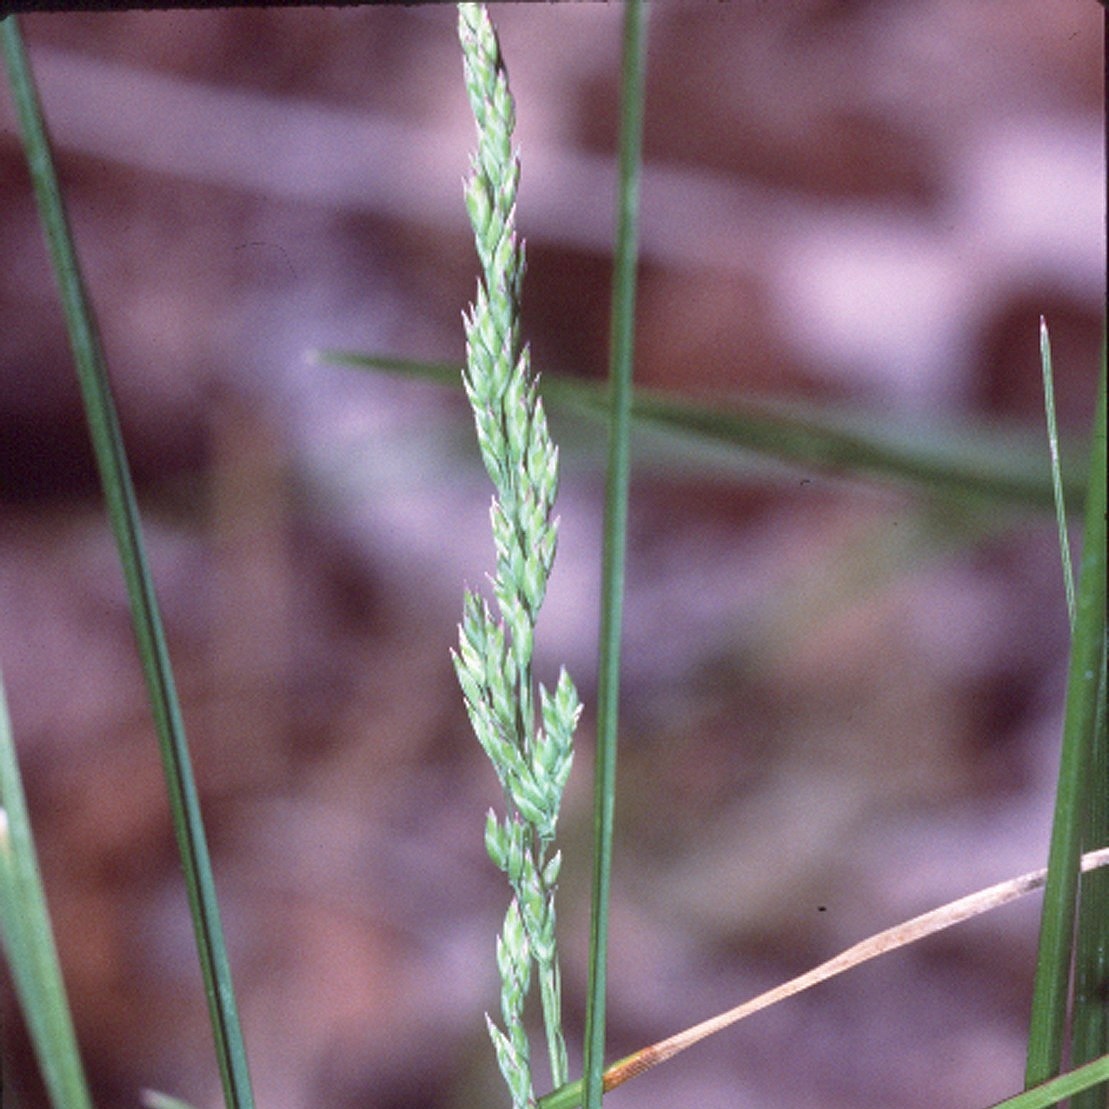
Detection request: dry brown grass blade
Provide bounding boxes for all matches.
[599,846,1109,1092]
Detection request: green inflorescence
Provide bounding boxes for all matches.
[454,5,581,1107]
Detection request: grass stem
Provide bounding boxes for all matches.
[1069,346,1108,1109]
[1,18,254,1107]
[582,3,647,1106]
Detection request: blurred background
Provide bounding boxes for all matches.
[0,3,1103,1107]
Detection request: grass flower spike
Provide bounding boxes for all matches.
[454,5,581,1106]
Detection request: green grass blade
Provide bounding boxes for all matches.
[1040,317,1076,627]
[1071,643,1108,1109]
[582,4,647,1106]
[1070,335,1109,1109]
[1025,352,1107,1089]
[1,19,255,1108]
[312,352,1085,512]
[993,1056,1109,1109]
[0,676,93,1109]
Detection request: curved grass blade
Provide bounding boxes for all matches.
[312,352,1086,512]
[1025,352,1107,1089]
[0,676,93,1109]
[1,18,254,1108]
[582,3,647,1106]
[989,1056,1109,1109]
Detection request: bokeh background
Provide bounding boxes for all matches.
[0,3,1104,1107]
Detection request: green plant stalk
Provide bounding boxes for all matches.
[991,1055,1109,1109]
[454,5,580,1103]
[1072,325,1108,1091]
[1025,355,1107,1088]
[313,352,1086,513]
[0,676,93,1109]
[1071,645,1107,1109]
[1040,318,1076,627]
[1,18,254,1108]
[582,4,647,1107]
